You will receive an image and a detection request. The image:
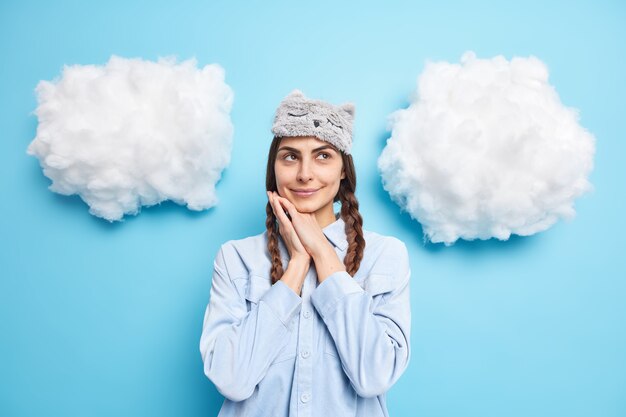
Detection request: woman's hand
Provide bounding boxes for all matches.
[267,191,331,259]
[267,191,311,263]
[268,191,347,284]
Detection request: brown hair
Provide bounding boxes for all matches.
[265,135,365,284]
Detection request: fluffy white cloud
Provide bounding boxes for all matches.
[27,55,234,222]
[378,51,595,246]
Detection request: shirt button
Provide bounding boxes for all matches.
[301,350,310,359]
[303,310,311,318]
[300,393,311,403]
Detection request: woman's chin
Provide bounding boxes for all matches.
[292,201,318,213]
[295,207,316,214]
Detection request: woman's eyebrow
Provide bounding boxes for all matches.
[278,145,334,154]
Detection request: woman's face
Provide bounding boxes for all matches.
[274,136,345,216]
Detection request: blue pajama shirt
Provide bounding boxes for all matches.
[199,215,411,416]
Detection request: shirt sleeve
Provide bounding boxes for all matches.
[310,238,411,398]
[199,243,303,402]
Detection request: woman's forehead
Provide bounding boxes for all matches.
[279,136,335,150]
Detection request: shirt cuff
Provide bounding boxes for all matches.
[260,280,302,330]
[310,270,363,319]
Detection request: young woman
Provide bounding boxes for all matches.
[199,90,411,416]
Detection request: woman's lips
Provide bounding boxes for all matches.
[291,189,319,197]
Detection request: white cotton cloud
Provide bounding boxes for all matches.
[378,51,596,246]
[27,55,234,222]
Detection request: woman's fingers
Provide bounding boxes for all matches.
[273,192,298,221]
[269,192,286,221]
[267,191,280,219]
[267,192,310,261]
[267,191,293,230]
[271,192,325,258]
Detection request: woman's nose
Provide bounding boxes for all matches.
[298,161,312,180]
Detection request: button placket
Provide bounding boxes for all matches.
[296,270,314,416]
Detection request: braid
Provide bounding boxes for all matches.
[265,201,284,285]
[338,186,365,277]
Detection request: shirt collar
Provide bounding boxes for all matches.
[322,213,348,252]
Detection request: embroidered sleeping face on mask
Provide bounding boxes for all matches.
[286,102,348,131]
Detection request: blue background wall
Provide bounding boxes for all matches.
[1,1,624,416]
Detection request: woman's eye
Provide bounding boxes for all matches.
[282,153,330,161]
